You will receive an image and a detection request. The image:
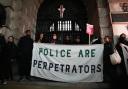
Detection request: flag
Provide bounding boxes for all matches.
[86,24,94,35]
[121,43,128,75]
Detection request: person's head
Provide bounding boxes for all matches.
[25,30,31,36]
[118,33,127,43]
[39,33,44,39]
[8,36,14,42]
[76,36,80,43]
[52,33,57,40]
[65,35,70,40]
[120,33,126,39]
[104,36,111,43]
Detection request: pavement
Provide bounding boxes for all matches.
[1,77,128,89]
[0,80,111,89]
[0,64,127,89]
[0,66,111,89]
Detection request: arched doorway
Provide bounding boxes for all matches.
[36,0,99,44]
[0,3,6,27]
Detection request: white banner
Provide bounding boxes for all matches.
[31,43,104,82]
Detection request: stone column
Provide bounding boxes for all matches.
[10,0,43,40]
[9,0,23,40]
[97,0,113,42]
[0,0,44,41]
[0,0,13,39]
[21,0,43,39]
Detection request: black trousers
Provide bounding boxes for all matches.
[18,58,31,77]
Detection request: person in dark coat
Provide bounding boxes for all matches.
[0,34,8,84]
[17,30,33,81]
[5,36,17,80]
[103,36,115,82]
[115,33,128,82]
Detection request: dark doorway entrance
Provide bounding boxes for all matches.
[0,4,6,27]
[36,0,89,44]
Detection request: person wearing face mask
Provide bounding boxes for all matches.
[51,33,57,44]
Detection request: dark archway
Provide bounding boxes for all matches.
[36,0,88,44]
[0,4,6,27]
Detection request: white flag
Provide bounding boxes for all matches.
[121,43,128,75]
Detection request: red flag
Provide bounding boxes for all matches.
[86,24,94,35]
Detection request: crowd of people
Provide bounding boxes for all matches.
[35,32,82,44]
[0,30,33,84]
[0,29,128,85]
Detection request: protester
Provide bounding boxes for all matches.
[0,34,8,84]
[17,30,33,81]
[51,33,57,44]
[115,33,128,82]
[35,33,46,43]
[103,36,115,82]
[64,35,71,44]
[5,36,17,80]
[74,35,81,44]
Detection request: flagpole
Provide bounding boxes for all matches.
[89,34,90,45]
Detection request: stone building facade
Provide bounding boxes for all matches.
[0,0,113,42]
